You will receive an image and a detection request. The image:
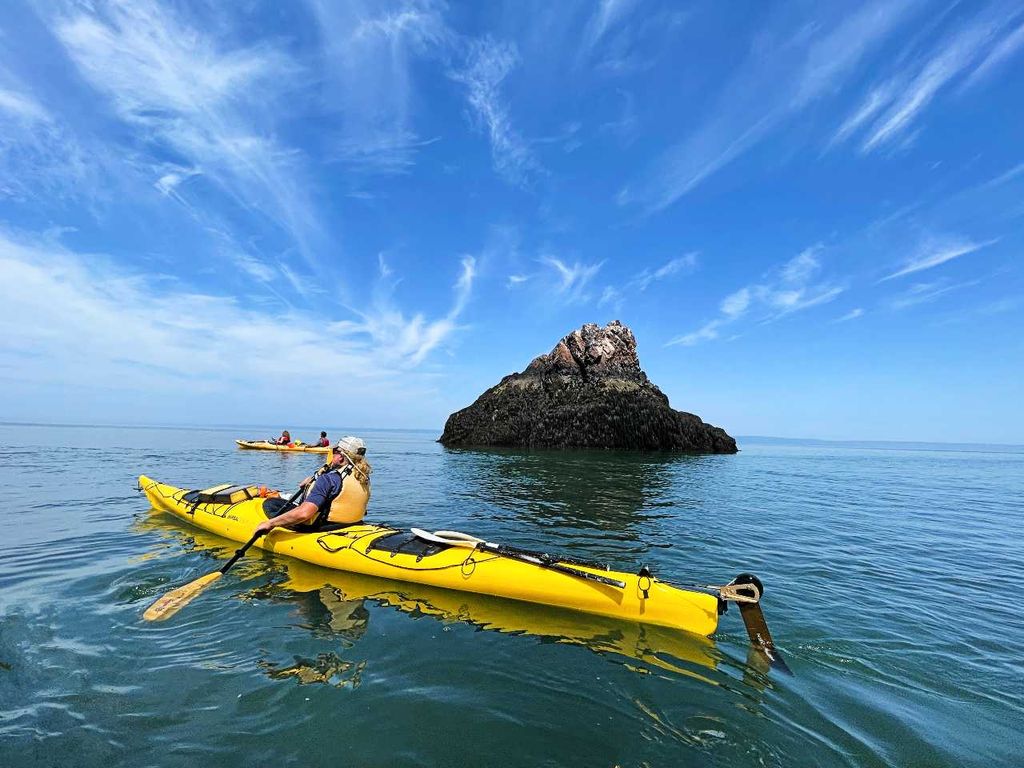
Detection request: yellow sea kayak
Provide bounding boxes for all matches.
[235,439,329,454]
[139,475,723,636]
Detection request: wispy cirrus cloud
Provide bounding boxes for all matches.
[541,256,603,303]
[623,1,917,214]
[598,285,622,309]
[888,278,981,309]
[0,228,473,408]
[628,252,698,291]
[831,7,1024,153]
[0,86,49,122]
[720,287,752,318]
[599,89,639,145]
[580,0,640,57]
[52,0,323,268]
[0,70,100,202]
[668,246,844,346]
[828,83,896,148]
[834,307,865,322]
[153,165,202,198]
[669,319,723,347]
[962,18,1024,90]
[310,0,449,175]
[860,21,1006,152]
[450,36,540,187]
[360,254,477,366]
[881,236,998,281]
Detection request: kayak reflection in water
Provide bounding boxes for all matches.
[254,436,372,536]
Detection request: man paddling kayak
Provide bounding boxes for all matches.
[254,436,372,535]
[316,431,329,447]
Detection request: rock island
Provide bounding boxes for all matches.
[439,320,737,452]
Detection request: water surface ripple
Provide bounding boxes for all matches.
[1,425,1021,766]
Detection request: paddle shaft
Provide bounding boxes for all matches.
[477,542,625,589]
[219,532,263,573]
[494,543,608,572]
[413,529,625,589]
[218,485,303,573]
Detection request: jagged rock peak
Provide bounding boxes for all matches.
[438,319,738,453]
[524,320,644,379]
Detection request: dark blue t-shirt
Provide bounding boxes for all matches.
[304,471,344,522]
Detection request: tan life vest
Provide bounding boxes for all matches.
[326,461,371,524]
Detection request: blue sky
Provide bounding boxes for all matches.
[1,0,1022,442]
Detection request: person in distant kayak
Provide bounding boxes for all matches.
[273,430,292,446]
[316,431,329,447]
[254,436,372,535]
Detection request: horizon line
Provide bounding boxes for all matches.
[0,420,1020,448]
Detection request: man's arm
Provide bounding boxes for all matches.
[254,500,318,535]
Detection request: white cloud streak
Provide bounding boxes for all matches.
[581,0,640,55]
[0,230,473,404]
[828,80,899,149]
[834,308,865,322]
[450,37,540,187]
[963,18,1024,89]
[889,278,980,309]
[0,72,99,202]
[359,255,477,366]
[861,20,1003,152]
[667,319,721,347]
[0,87,49,122]
[310,0,449,174]
[781,246,822,284]
[668,246,844,347]
[624,0,916,213]
[541,256,603,303]
[629,252,698,291]
[882,236,998,281]
[53,0,324,269]
[720,287,751,318]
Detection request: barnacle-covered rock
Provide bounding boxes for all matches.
[439,321,737,453]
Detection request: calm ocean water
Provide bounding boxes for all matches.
[1,423,1022,767]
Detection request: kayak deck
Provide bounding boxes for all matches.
[139,475,720,636]
[235,439,329,454]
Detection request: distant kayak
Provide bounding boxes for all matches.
[235,439,329,454]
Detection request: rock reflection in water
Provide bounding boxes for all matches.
[439,446,718,538]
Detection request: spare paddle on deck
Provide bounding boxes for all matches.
[412,529,626,589]
[143,486,303,622]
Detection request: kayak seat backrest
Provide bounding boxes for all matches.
[367,531,452,558]
[183,484,260,505]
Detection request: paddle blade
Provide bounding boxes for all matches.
[143,572,223,622]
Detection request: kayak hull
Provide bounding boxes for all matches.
[139,475,720,636]
[236,439,329,454]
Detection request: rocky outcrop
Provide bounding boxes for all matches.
[439,321,737,452]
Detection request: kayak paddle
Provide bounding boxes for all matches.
[412,529,626,589]
[143,486,303,622]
